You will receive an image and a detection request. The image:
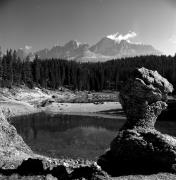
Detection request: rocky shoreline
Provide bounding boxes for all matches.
[0,106,110,180]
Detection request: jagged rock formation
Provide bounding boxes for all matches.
[97,67,176,176]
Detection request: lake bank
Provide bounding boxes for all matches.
[0,86,121,118]
[1,86,176,122]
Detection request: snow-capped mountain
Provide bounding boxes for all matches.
[16,32,161,62]
[35,40,93,61]
[34,40,110,62]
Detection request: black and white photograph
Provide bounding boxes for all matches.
[0,0,176,179]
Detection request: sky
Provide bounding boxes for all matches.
[0,0,176,55]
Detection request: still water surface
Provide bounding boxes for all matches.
[10,113,176,161]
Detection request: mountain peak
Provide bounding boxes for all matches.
[64,40,81,49]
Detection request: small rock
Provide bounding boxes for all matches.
[17,158,44,175]
[50,165,68,179]
[46,174,57,180]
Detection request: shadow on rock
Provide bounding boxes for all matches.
[0,158,68,179]
[0,158,109,180]
[98,67,176,176]
[70,166,109,180]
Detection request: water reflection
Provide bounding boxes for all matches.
[10,113,124,160]
[10,113,176,160]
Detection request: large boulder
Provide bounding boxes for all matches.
[97,67,176,176]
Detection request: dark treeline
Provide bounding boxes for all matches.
[0,49,176,92]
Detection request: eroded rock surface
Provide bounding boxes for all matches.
[0,109,33,169]
[97,67,176,176]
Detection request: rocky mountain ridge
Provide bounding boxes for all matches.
[16,32,161,62]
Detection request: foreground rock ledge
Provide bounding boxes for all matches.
[97,67,176,176]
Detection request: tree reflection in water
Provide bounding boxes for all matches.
[10,113,176,160]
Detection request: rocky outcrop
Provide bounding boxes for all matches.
[119,67,173,130]
[97,67,176,176]
[0,109,33,169]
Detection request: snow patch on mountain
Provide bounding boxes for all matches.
[107,31,137,43]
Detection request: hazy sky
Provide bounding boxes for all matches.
[0,0,176,55]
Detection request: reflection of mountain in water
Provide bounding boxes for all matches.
[11,113,125,140]
[10,113,125,160]
[10,113,176,160]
